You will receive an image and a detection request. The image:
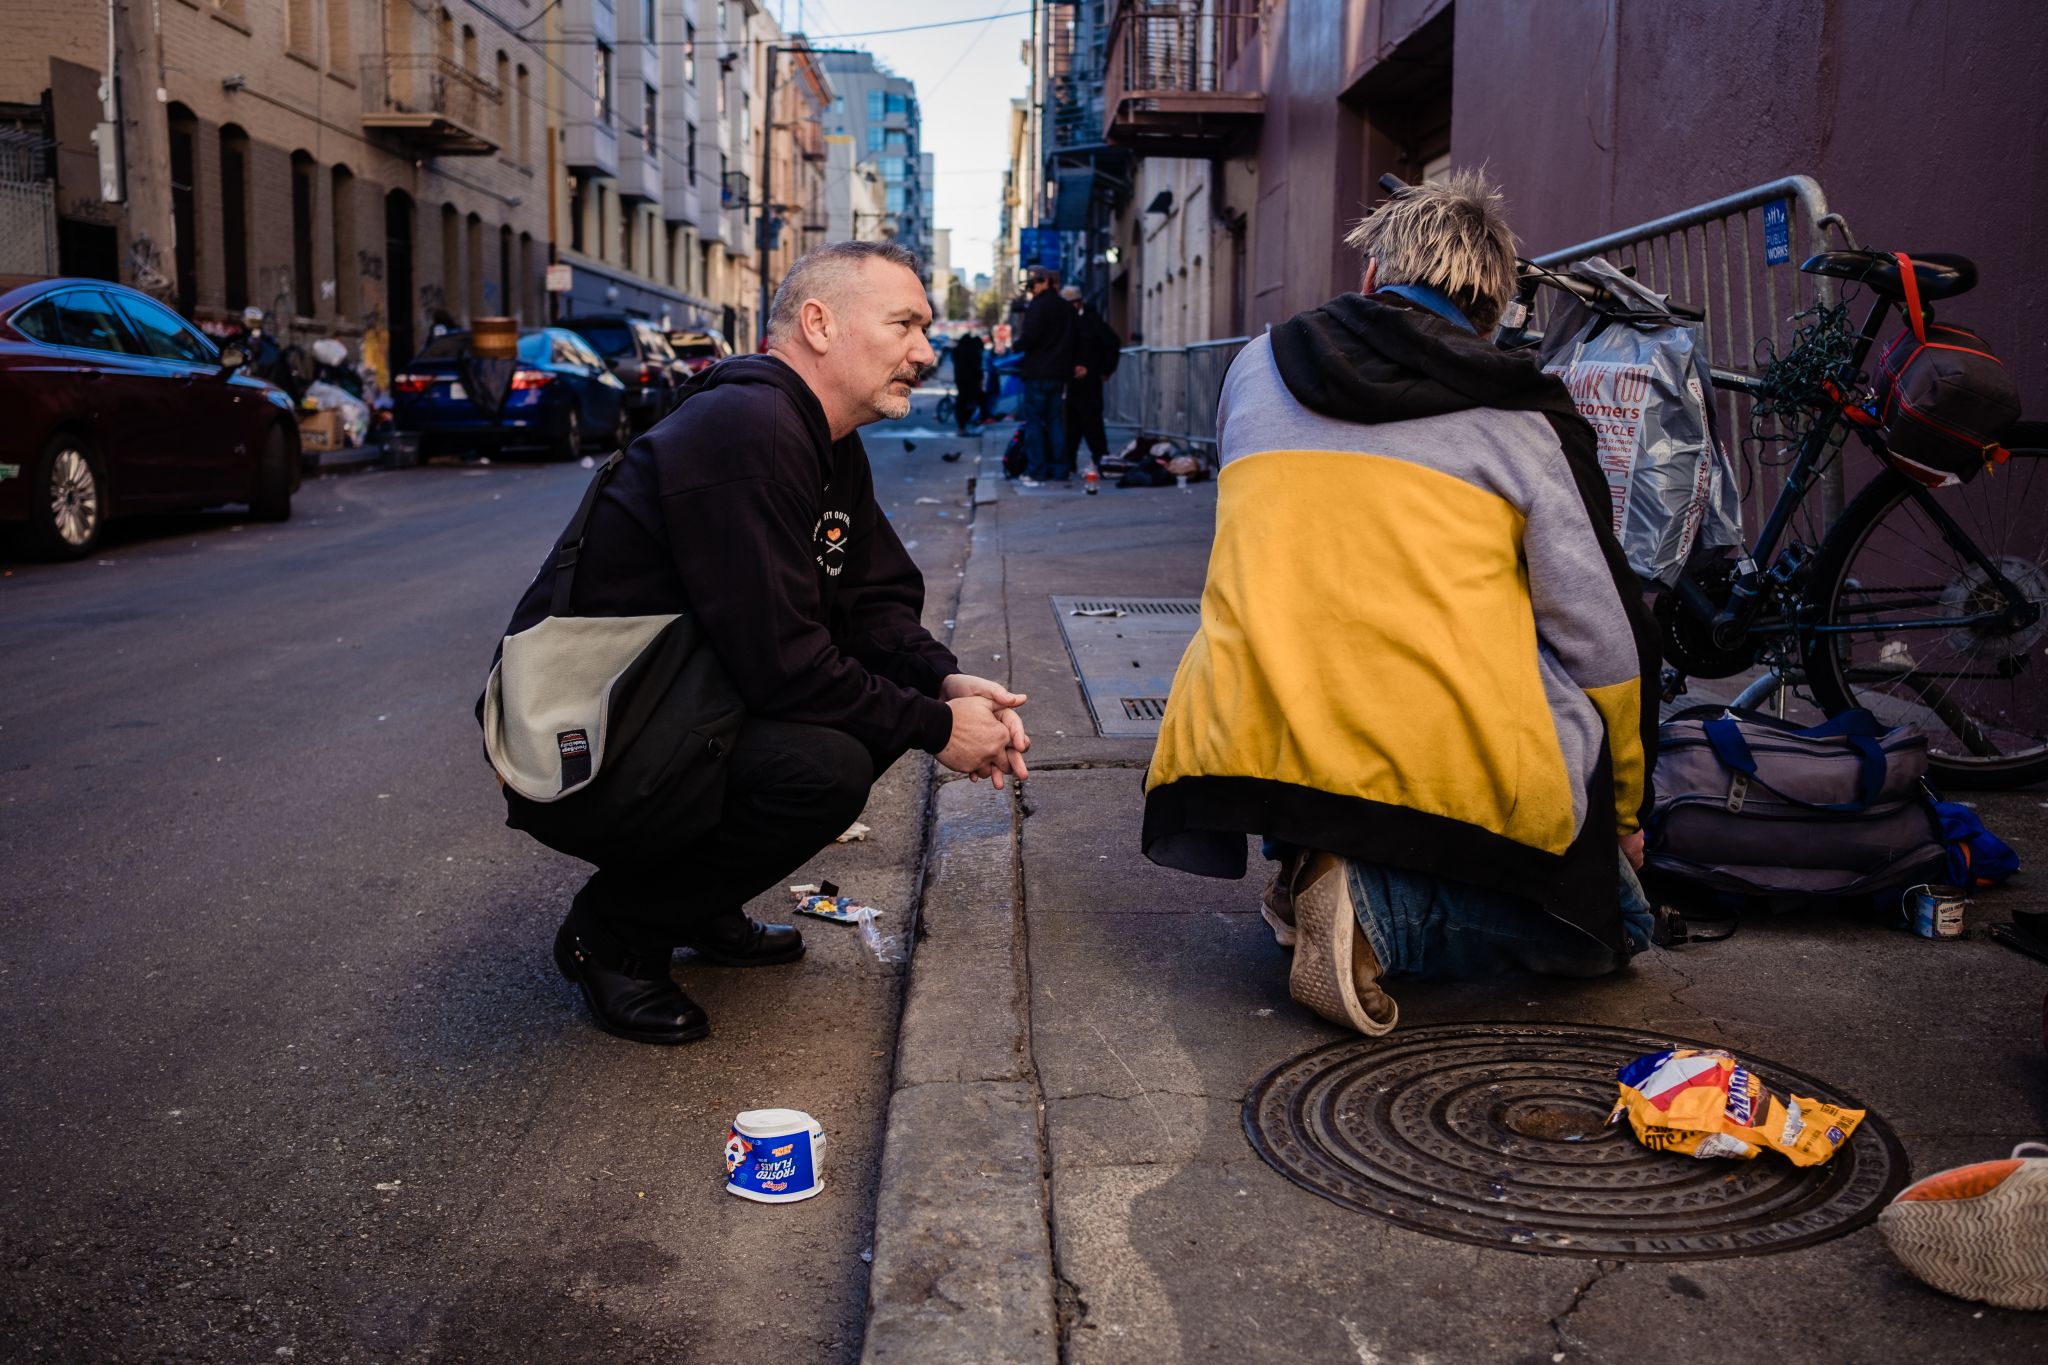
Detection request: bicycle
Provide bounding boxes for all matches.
[1508,250,2046,788]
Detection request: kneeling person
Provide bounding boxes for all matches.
[1140,173,1659,1034]
[491,242,1028,1044]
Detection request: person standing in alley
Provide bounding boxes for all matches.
[489,241,1032,1045]
[1014,267,1080,486]
[1060,286,1121,488]
[1141,171,1660,1036]
[951,328,986,434]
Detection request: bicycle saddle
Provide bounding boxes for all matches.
[1799,250,1977,301]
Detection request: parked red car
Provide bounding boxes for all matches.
[0,276,300,558]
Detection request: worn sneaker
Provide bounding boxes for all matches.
[1287,852,1397,1036]
[1260,869,1298,948]
[1017,476,1044,488]
[1880,1142,2048,1309]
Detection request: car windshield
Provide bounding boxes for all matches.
[569,321,635,358]
[415,333,471,361]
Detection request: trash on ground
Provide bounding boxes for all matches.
[856,904,901,963]
[725,1108,827,1204]
[835,819,871,843]
[580,454,596,468]
[794,890,876,925]
[1903,883,1969,939]
[915,496,944,505]
[1609,1047,1865,1167]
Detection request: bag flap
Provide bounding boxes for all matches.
[483,612,680,801]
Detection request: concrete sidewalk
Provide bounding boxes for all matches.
[865,441,2048,1364]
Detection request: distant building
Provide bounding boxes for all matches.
[928,227,951,315]
[818,51,929,279]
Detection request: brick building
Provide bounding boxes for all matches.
[0,0,558,376]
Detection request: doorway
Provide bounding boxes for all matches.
[385,189,415,368]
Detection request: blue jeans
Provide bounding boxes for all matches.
[1263,841,1653,981]
[1020,379,1068,479]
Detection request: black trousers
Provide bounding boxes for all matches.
[1064,378,1108,466]
[570,718,898,954]
[955,384,984,432]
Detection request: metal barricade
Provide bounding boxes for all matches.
[1102,336,1251,450]
[1531,175,1859,527]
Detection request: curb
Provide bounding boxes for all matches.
[861,493,1060,1364]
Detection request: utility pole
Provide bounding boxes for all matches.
[109,0,174,298]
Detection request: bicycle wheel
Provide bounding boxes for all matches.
[1803,447,2048,788]
[935,393,955,425]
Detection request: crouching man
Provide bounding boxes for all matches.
[1140,172,1659,1035]
[494,242,1029,1044]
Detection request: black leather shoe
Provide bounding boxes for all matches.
[684,914,805,967]
[553,918,710,1045]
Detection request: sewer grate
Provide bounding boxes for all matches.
[1243,1023,1908,1260]
[1050,596,1202,738]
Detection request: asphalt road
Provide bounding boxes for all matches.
[0,397,983,1363]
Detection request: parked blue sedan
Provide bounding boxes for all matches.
[392,327,629,461]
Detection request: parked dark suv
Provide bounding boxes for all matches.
[0,275,299,558]
[560,315,686,434]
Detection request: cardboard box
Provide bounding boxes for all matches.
[298,408,345,453]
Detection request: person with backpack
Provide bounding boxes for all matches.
[1141,172,1660,1036]
[1060,287,1121,484]
[1014,267,1081,486]
[489,242,1031,1045]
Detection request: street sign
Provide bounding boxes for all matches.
[1762,200,1791,267]
[545,263,573,293]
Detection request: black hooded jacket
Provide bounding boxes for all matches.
[499,355,959,758]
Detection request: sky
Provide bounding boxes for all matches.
[772,0,1034,285]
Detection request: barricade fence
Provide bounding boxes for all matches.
[1531,175,1859,532]
[1103,336,1250,452]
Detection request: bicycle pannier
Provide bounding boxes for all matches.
[1645,708,1944,899]
[1874,251,2021,488]
[478,450,744,860]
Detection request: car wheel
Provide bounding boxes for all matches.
[26,433,106,560]
[251,424,293,522]
[611,404,632,453]
[552,405,581,462]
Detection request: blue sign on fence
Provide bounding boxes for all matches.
[1762,200,1791,267]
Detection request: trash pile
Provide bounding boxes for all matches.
[1609,1047,1865,1167]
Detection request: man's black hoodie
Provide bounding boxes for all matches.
[500,354,958,757]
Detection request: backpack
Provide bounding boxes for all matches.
[1645,708,1944,900]
[1873,252,2021,488]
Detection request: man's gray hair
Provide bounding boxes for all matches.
[767,240,925,343]
[1345,169,1519,334]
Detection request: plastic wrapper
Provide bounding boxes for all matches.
[1608,1047,1865,1167]
[1538,257,1744,586]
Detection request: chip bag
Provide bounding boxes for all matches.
[1608,1048,1865,1167]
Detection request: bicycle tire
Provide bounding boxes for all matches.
[935,394,955,425]
[1803,449,2048,788]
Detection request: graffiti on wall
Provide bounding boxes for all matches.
[124,234,172,297]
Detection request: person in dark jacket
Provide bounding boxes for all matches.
[1014,268,1082,485]
[951,330,986,433]
[1060,287,1120,482]
[495,241,1032,1045]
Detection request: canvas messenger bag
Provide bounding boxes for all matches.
[1646,708,1943,899]
[479,450,743,859]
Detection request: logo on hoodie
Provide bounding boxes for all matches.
[814,510,852,577]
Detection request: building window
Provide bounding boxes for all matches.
[886,184,905,213]
[168,104,199,315]
[517,65,531,163]
[878,156,906,181]
[716,0,726,35]
[684,22,695,81]
[441,204,461,321]
[331,164,355,321]
[867,127,882,152]
[622,207,636,275]
[569,176,586,253]
[461,24,478,73]
[327,0,352,73]
[466,211,484,319]
[686,123,697,185]
[497,51,511,149]
[642,0,657,41]
[594,43,613,120]
[290,151,316,317]
[219,125,251,312]
[867,90,882,122]
[499,223,512,316]
[643,84,658,153]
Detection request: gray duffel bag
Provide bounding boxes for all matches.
[1646,708,1944,898]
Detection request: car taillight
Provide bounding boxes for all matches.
[638,365,656,385]
[394,373,432,394]
[510,368,553,390]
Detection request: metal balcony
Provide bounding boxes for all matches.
[1103,2,1263,157]
[359,56,500,157]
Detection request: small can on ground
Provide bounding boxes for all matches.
[1905,883,1969,939]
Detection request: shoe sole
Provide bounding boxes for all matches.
[1288,862,1396,1036]
[1880,1159,2048,1309]
[553,924,712,1046]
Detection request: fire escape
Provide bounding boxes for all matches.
[359,56,501,157]
[1102,1,1263,157]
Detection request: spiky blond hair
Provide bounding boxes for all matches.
[1345,169,1519,333]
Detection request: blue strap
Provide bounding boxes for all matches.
[1701,715,1887,812]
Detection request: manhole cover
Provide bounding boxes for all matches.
[1243,1023,1908,1260]
[1050,596,1201,737]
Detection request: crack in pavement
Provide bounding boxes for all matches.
[1546,1260,1619,1359]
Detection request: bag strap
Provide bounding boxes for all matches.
[550,448,627,615]
[1892,251,1928,343]
[1700,715,1888,813]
